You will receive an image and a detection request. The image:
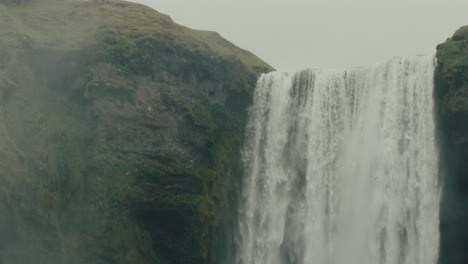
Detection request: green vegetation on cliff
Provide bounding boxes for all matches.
[0,0,271,72]
[0,0,273,263]
[436,26,468,119]
[435,25,468,264]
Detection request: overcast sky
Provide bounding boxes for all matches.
[130,0,468,71]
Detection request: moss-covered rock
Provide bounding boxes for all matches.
[0,0,273,263]
[435,25,468,264]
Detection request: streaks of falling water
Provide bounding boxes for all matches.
[235,56,439,264]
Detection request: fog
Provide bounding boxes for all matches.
[131,0,468,71]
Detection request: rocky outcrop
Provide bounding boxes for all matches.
[0,0,272,263]
[435,25,468,264]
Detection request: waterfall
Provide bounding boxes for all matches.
[235,56,440,264]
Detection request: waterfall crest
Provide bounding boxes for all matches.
[236,56,440,264]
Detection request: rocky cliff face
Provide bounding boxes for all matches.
[0,0,272,263]
[435,25,468,264]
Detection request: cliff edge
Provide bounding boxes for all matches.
[435,25,468,264]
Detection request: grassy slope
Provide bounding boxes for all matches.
[0,0,272,72]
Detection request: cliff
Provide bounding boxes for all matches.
[435,25,468,264]
[0,0,272,263]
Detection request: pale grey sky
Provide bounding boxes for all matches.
[130,0,468,71]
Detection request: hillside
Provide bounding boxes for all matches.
[0,0,272,263]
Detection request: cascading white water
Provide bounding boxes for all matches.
[236,56,440,264]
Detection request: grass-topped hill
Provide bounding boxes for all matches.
[0,0,272,263]
[0,0,271,73]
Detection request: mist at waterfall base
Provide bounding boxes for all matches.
[235,56,440,264]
